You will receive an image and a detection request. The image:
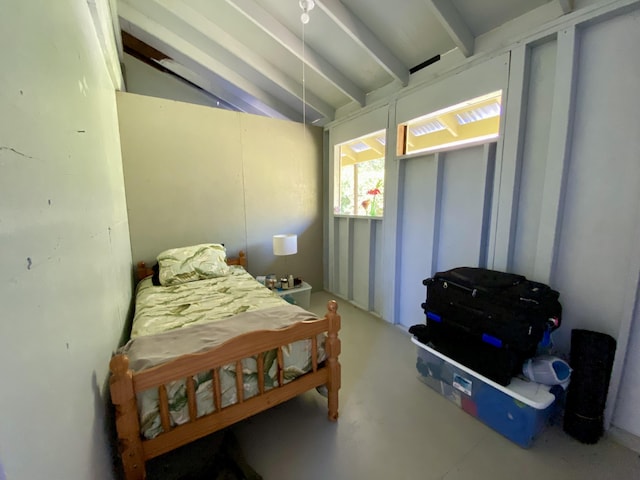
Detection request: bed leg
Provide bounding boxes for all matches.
[110,354,146,480]
[326,300,341,421]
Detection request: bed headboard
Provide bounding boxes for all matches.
[226,250,247,268]
[135,250,247,282]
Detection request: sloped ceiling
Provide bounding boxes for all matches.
[117,0,573,125]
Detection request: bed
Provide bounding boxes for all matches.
[109,244,341,480]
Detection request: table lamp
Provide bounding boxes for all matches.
[273,234,297,289]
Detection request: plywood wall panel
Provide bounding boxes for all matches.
[117,92,324,287]
[397,154,439,328]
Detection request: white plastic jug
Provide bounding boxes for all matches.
[523,355,572,386]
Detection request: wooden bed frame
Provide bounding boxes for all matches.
[110,251,341,480]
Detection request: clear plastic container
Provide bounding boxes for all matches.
[265,274,277,289]
[413,338,563,448]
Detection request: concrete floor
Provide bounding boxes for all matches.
[149,291,640,480]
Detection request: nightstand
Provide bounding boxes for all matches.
[274,281,312,309]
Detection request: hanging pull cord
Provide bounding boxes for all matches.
[302,21,306,130]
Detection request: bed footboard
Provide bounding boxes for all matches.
[110,300,341,480]
[325,300,341,421]
[109,355,146,478]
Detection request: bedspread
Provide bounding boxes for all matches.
[120,267,326,439]
[130,266,288,338]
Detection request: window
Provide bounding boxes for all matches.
[335,130,386,217]
[398,91,502,156]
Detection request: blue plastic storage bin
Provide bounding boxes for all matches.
[413,337,564,448]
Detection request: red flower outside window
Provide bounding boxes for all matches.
[362,182,382,216]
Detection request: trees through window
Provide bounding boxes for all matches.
[335,130,386,217]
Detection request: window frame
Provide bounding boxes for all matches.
[397,91,503,158]
[334,129,386,218]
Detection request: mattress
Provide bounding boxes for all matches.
[120,266,326,439]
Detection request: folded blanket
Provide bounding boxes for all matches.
[119,305,326,439]
[121,305,319,372]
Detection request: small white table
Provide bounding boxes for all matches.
[273,281,312,309]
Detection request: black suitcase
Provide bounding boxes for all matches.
[410,322,524,386]
[415,267,562,385]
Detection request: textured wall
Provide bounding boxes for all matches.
[117,92,324,289]
[0,1,132,478]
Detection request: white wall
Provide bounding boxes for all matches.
[511,39,557,278]
[326,1,640,441]
[117,92,324,289]
[564,9,640,438]
[0,1,132,479]
[328,54,509,322]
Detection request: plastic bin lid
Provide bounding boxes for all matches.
[412,337,557,410]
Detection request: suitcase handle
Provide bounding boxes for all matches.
[426,268,528,293]
[442,279,478,298]
[423,276,479,297]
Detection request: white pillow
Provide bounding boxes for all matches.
[157,243,230,286]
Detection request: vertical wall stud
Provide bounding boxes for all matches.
[367,219,377,311]
[479,143,497,268]
[606,202,640,429]
[327,133,337,294]
[490,45,530,271]
[533,27,579,284]
[347,217,355,300]
[323,129,332,290]
[382,101,401,323]
[430,153,444,275]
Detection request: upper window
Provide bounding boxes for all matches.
[335,130,386,217]
[398,91,502,156]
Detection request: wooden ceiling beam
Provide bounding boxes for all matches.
[152,0,334,120]
[122,31,259,115]
[556,0,574,14]
[361,138,385,156]
[316,0,409,86]
[226,0,365,108]
[122,30,168,62]
[122,30,231,107]
[119,1,298,120]
[424,0,475,58]
[437,113,459,137]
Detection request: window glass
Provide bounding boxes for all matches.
[399,91,502,156]
[335,130,386,217]
[339,163,355,214]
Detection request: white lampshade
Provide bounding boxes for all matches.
[273,234,298,256]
